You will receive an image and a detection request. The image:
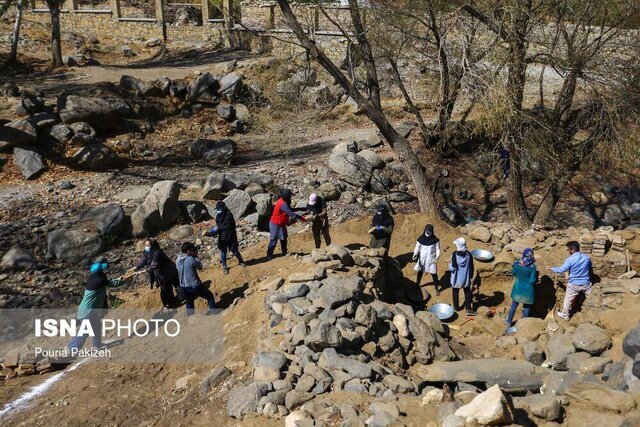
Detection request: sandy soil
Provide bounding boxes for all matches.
[1,212,634,426]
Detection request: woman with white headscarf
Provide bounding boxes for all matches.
[449,237,476,316]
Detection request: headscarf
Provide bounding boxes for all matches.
[453,237,467,252]
[417,224,439,246]
[280,188,293,205]
[521,248,535,267]
[308,193,318,206]
[90,256,108,274]
[372,204,394,227]
[215,201,227,220]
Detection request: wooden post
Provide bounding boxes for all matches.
[201,0,209,24]
[111,0,120,19]
[155,0,166,41]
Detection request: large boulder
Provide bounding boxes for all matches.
[131,181,181,237]
[563,380,636,413]
[188,72,219,100]
[57,95,118,133]
[545,334,575,370]
[0,122,37,150]
[77,203,126,237]
[190,139,236,165]
[13,145,46,179]
[318,348,372,379]
[227,382,270,418]
[70,143,118,170]
[328,150,373,188]
[357,149,385,169]
[49,124,74,143]
[307,275,363,309]
[219,72,244,99]
[47,229,104,264]
[455,385,514,426]
[411,359,546,393]
[469,225,492,243]
[119,75,162,97]
[202,172,226,200]
[571,324,611,355]
[253,193,273,217]
[1,247,37,271]
[223,189,253,219]
[304,321,343,351]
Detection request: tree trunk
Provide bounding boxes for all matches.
[9,0,24,65]
[532,173,573,226]
[505,139,530,225]
[503,33,530,225]
[275,0,437,214]
[49,6,63,67]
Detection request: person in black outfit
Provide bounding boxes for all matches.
[205,201,246,275]
[369,204,394,252]
[131,238,179,309]
[306,193,331,249]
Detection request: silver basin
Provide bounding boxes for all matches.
[472,248,494,262]
[428,303,455,321]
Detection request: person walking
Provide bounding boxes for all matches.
[505,248,538,327]
[205,201,246,275]
[67,257,123,352]
[449,237,476,316]
[413,224,441,295]
[306,193,331,249]
[176,242,216,316]
[130,238,178,310]
[368,204,394,252]
[267,188,306,260]
[552,241,593,320]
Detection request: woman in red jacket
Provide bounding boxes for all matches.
[267,188,306,260]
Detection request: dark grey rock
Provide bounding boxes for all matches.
[58,95,118,132]
[13,145,46,179]
[47,229,104,264]
[77,203,126,237]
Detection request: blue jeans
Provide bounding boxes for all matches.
[506,301,532,326]
[67,313,102,351]
[220,240,243,268]
[182,285,216,316]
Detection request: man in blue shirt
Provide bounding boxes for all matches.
[551,241,593,320]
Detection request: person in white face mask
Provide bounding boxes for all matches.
[449,237,476,316]
[413,224,441,295]
[130,238,179,310]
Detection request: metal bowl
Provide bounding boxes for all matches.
[428,303,455,321]
[472,248,495,262]
[505,326,518,335]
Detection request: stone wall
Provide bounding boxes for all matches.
[24,1,351,60]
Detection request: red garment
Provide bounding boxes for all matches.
[270,198,290,227]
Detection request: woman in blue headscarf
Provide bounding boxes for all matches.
[505,248,538,327]
[67,257,123,352]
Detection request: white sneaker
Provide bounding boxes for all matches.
[556,311,569,320]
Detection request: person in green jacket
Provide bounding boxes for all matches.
[67,257,123,352]
[505,248,538,327]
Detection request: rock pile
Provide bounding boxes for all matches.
[1,344,64,379]
[227,244,458,419]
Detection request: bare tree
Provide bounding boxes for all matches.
[8,0,25,65]
[463,0,639,226]
[275,0,438,214]
[528,0,640,225]
[45,0,65,66]
[365,1,495,152]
